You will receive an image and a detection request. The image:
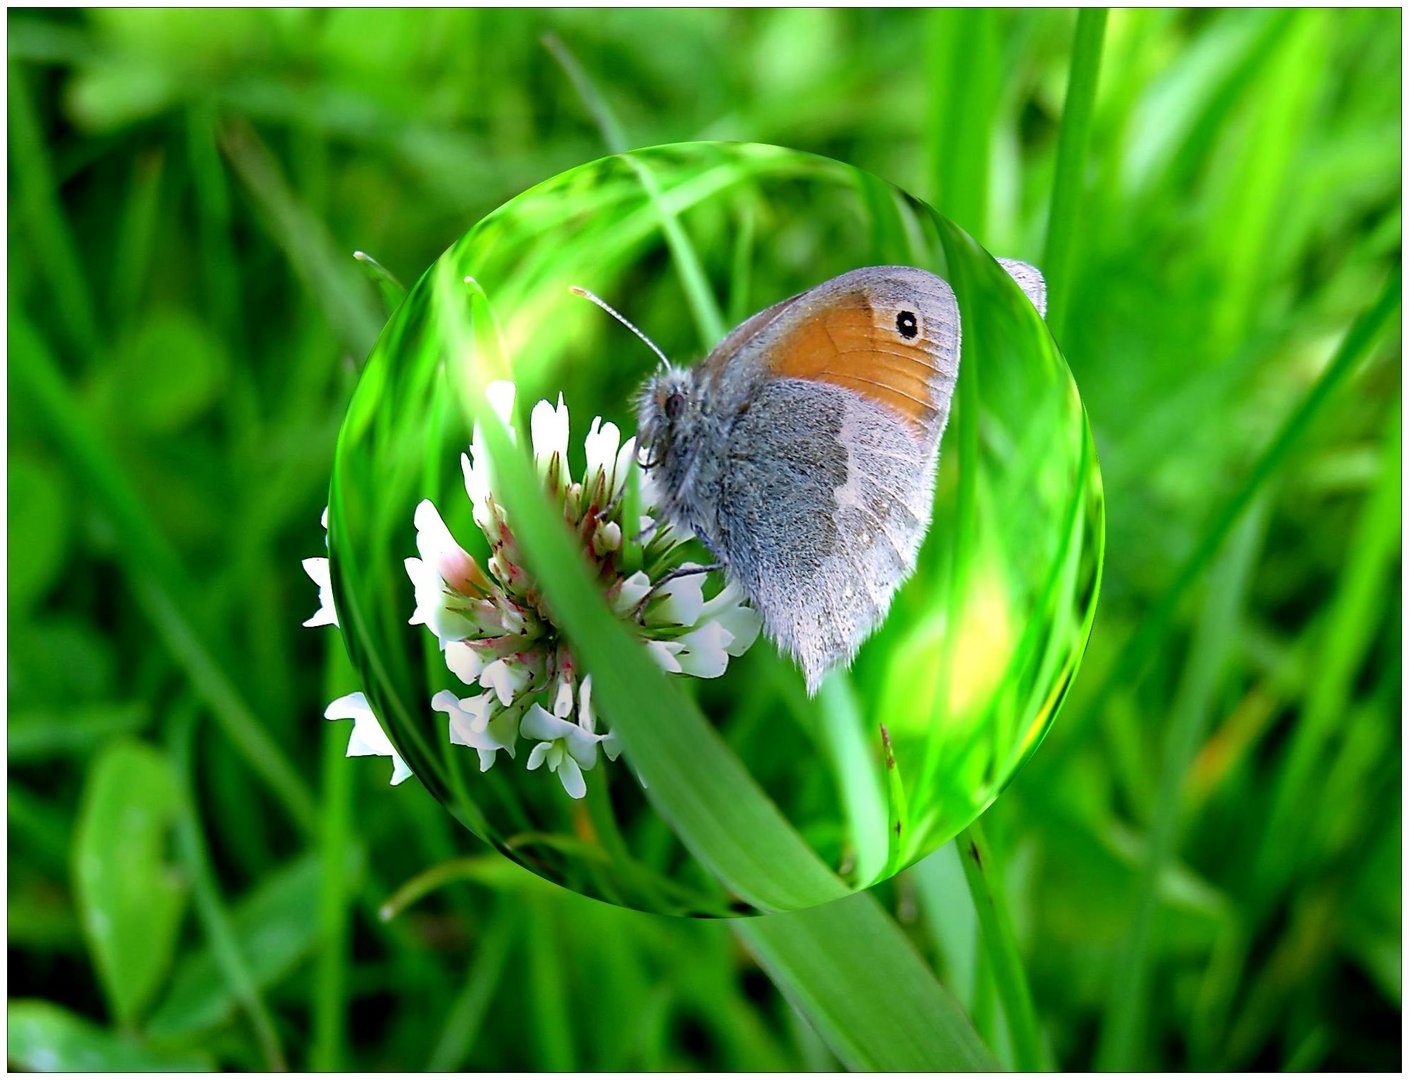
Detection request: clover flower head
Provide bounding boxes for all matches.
[401,380,759,799]
[306,382,760,800]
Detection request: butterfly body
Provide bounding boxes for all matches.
[634,262,1043,694]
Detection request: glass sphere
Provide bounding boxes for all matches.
[328,142,1103,916]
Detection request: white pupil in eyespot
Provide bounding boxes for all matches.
[896,310,918,339]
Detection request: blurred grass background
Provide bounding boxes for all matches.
[7,7,1401,1071]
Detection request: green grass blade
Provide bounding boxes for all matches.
[168,703,287,1070]
[1204,10,1326,353]
[426,905,518,1070]
[1043,8,1108,340]
[527,894,575,1070]
[7,62,101,358]
[219,121,383,357]
[1096,498,1270,1070]
[957,821,1045,1070]
[311,654,356,1071]
[1251,399,1402,898]
[353,249,409,315]
[815,674,888,886]
[924,9,1000,235]
[10,309,319,835]
[1046,269,1401,769]
[911,842,979,1008]
[544,33,726,347]
[542,33,630,153]
[475,408,846,911]
[735,891,998,1071]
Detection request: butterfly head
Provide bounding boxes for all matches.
[635,365,700,473]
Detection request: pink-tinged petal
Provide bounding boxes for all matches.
[405,557,480,643]
[413,500,484,596]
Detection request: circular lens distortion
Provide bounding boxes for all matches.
[326,142,1103,916]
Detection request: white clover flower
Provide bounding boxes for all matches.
[306,514,415,787]
[404,380,758,799]
[302,508,338,628]
[325,692,412,786]
[303,382,759,797]
[430,690,518,772]
[521,702,602,799]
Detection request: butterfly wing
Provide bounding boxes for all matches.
[704,266,962,692]
[714,377,937,693]
[702,265,961,451]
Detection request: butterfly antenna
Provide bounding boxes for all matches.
[570,285,672,370]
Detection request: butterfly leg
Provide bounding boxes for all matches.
[634,560,726,616]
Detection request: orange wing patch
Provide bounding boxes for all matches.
[767,292,942,433]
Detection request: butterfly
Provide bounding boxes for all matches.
[590,260,1046,694]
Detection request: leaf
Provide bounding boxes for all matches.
[478,405,994,1068]
[96,310,229,434]
[7,1000,213,1071]
[6,452,71,612]
[71,739,188,1027]
[146,853,330,1037]
[735,891,998,1071]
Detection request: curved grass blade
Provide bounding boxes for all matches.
[957,821,1045,1070]
[1043,8,1108,340]
[543,33,726,347]
[473,394,994,1067]
[475,408,846,912]
[736,890,998,1071]
[354,249,409,315]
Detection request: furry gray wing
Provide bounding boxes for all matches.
[712,378,936,694]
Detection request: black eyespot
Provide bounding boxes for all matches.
[664,390,685,419]
[896,310,919,339]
